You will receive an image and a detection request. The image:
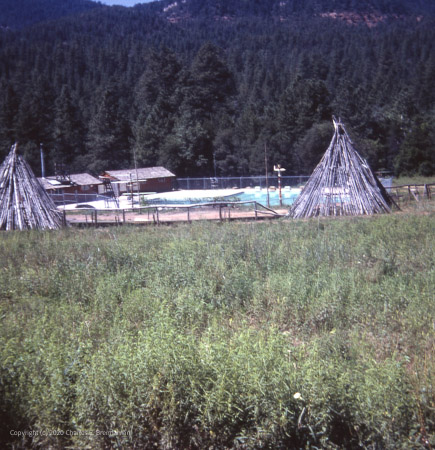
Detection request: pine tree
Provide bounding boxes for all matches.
[0,84,19,160]
[132,48,182,168]
[394,115,435,176]
[186,42,236,117]
[51,85,84,173]
[15,79,55,145]
[86,85,130,173]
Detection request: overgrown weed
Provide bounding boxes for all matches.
[0,212,434,448]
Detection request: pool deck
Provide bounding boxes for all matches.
[62,188,297,227]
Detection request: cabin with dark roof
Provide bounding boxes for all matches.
[38,173,103,194]
[100,167,176,193]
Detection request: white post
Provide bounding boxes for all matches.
[265,143,269,208]
[274,164,286,207]
[129,172,133,209]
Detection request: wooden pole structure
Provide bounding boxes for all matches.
[287,118,394,219]
[0,144,65,230]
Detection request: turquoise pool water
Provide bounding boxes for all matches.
[144,188,301,207]
[237,188,300,206]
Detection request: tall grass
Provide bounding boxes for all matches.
[0,212,434,448]
[393,175,435,186]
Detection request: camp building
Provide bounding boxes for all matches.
[99,167,176,195]
[38,173,103,195]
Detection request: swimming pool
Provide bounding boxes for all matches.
[237,187,301,206]
[143,187,301,207]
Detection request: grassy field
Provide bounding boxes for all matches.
[0,206,434,448]
[393,176,435,186]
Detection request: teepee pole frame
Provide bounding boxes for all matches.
[288,118,395,219]
[0,143,65,230]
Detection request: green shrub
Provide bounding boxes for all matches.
[0,213,434,448]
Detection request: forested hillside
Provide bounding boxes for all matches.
[0,0,434,177]
[0,0,101,30]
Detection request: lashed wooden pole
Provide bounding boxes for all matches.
[287,118,395,219]
[0,143,65,230]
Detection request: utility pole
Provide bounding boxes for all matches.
[40,143,45,178]
[129,172,134,209]
[132,147,140,203]
[264,142,270,208]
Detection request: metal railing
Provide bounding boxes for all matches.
[48,176,399,206]
[176,176,310,190]
[47,192,112,206]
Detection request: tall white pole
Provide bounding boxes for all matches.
[40,143,45,178]
[274,164,286,207]
[265,142,269,208]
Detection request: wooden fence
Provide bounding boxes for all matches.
[385,183,433,203]
[62,183,434,227]
[64,201,282,227]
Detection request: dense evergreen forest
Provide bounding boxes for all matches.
[0,0,434,177]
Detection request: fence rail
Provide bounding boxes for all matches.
[385,183,433,202]
[62,183,434,227]
[64,201,282,226]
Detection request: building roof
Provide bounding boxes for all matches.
[69,173,102,185]
[38,173,102,190]
[101,167,176,182]
[38,178,71,190]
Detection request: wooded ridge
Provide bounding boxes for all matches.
[0,0,434,178]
